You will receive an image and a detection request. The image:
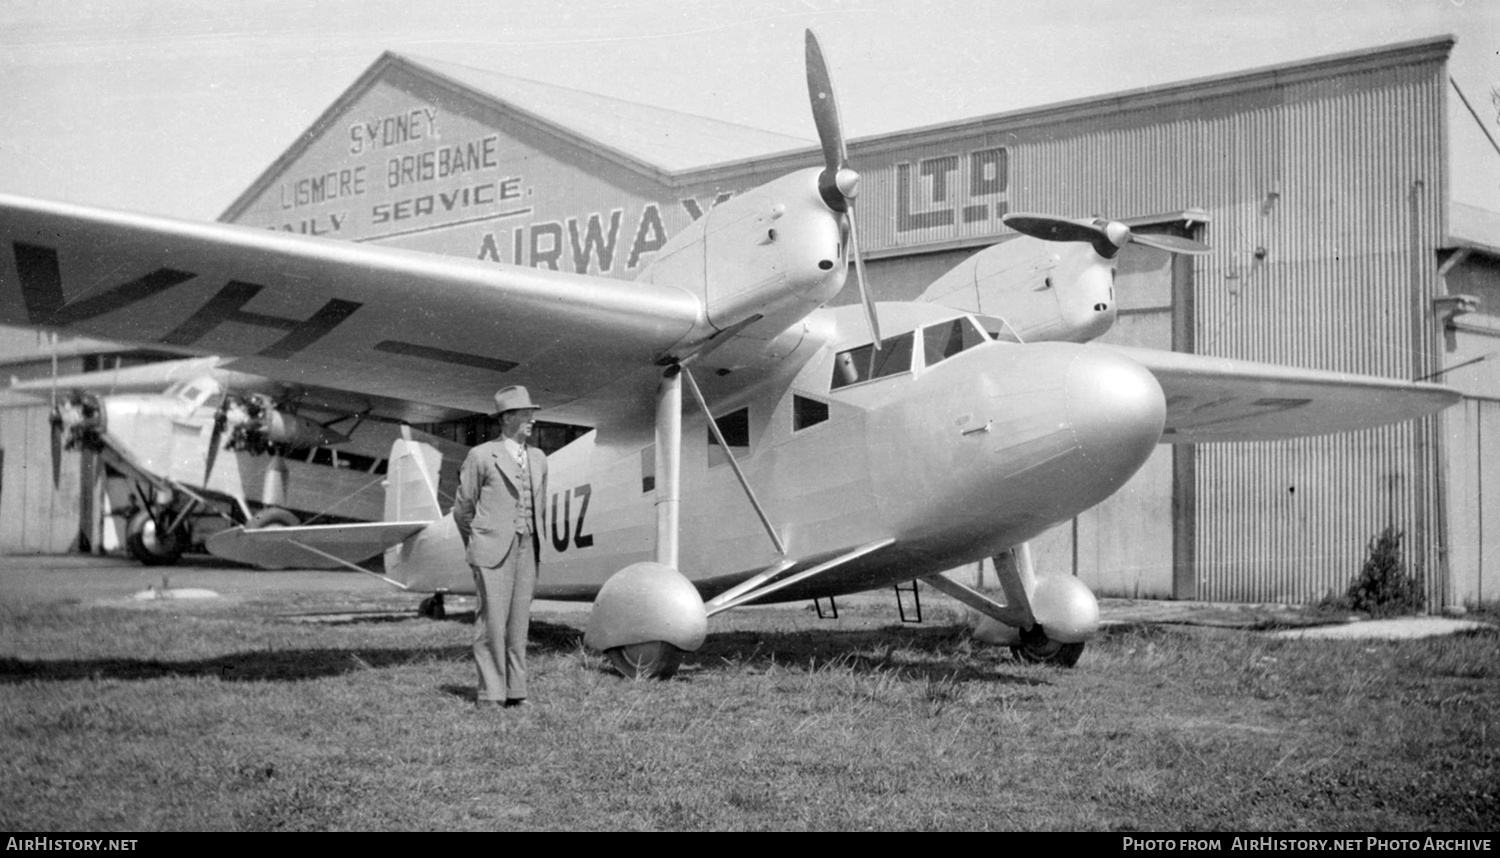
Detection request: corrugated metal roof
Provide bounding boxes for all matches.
[401,53,813,173]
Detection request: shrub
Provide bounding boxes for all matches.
[1343,527,1425,618]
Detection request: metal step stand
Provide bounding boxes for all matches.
[813,596,839,619]
[894,580,922,623]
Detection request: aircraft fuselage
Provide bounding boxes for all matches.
[522,302,1166,602]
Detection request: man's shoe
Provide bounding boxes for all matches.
[504,698,530,708]
[476,699,504,709]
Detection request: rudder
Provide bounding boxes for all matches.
[385,427,443,523]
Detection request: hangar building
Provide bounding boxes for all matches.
[5,36,1497,609]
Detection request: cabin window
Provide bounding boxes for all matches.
[793,395,829,431]
[707,407,750,468]
[922,317,989,368]
[338,451,380,472]
[830,331,915,389]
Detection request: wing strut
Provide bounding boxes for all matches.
[274,538,412,590]
[702,558,797,613]
[704,537,894,617]
[681,364,786,556]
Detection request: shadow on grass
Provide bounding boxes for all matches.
[0,619,586,685]
[2,617,1043,687]
[675,624,1048,685]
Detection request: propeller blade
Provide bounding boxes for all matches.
[204,407,226,484]
[1004,214,1106,245]
[49,412,62,488]
[48,335,61,486]
[1130,232,1213,256]
[805,30,847,186]
[846,202,881,344]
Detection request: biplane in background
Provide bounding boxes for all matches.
[14,356,465,573]
[0,32,1458,675]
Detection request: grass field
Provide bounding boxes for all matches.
[1,578,1496,831]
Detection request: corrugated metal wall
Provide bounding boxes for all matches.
[1186,63,1448,604]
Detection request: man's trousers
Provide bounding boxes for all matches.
[470,535,536,702]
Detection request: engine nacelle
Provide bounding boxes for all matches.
[222,393,347,454]
[919,236,1117,344]
[584,561,708,653]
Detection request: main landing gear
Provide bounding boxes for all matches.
[606,641,686,681]
[924,543,1099,668]
[1012,624,1087,668]
[124,505,189,566]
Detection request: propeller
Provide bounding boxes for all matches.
[805,29,882,346]
[1003,214,1212,259]
[224,393,274,456]
[50,389,105,454]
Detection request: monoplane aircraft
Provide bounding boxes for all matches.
[0,32,1458,675]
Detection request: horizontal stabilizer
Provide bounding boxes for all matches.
[205,521,430,570]
[1102,345,1463,442]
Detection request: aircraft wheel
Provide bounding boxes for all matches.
[1011,625,1086,668]
[125,507,187,566]
[605,641,685,680]
[418,594,446,620]
[247,507,299,529]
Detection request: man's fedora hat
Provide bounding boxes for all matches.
[493,385,539,415]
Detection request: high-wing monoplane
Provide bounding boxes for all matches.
[0,32,1458,675]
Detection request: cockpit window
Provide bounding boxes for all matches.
[973,314,1021,343]
[831,331,915,389]
[922,318,989,368]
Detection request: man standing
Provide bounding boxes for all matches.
[452,385,547,708]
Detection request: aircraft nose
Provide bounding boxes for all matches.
[1064,348,1165,482]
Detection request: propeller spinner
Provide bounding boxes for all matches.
[1004,213,1211,259]
[805,29,882,346]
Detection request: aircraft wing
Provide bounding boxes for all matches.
[0,194,706,421]
[1100,345,1462,442]
[10,356,235,394]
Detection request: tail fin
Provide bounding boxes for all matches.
[383,427,467,592]
[385,426,444,522]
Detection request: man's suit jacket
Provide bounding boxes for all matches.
[452,440,548,569]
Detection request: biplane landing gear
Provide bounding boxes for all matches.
[418,594,446,620]
[125,506,187,566]
[606,641,685,680]
[1011,624,1086,668]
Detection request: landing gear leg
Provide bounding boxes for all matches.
[584,366,707,678]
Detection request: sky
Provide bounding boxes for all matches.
[2,0,1498,221]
